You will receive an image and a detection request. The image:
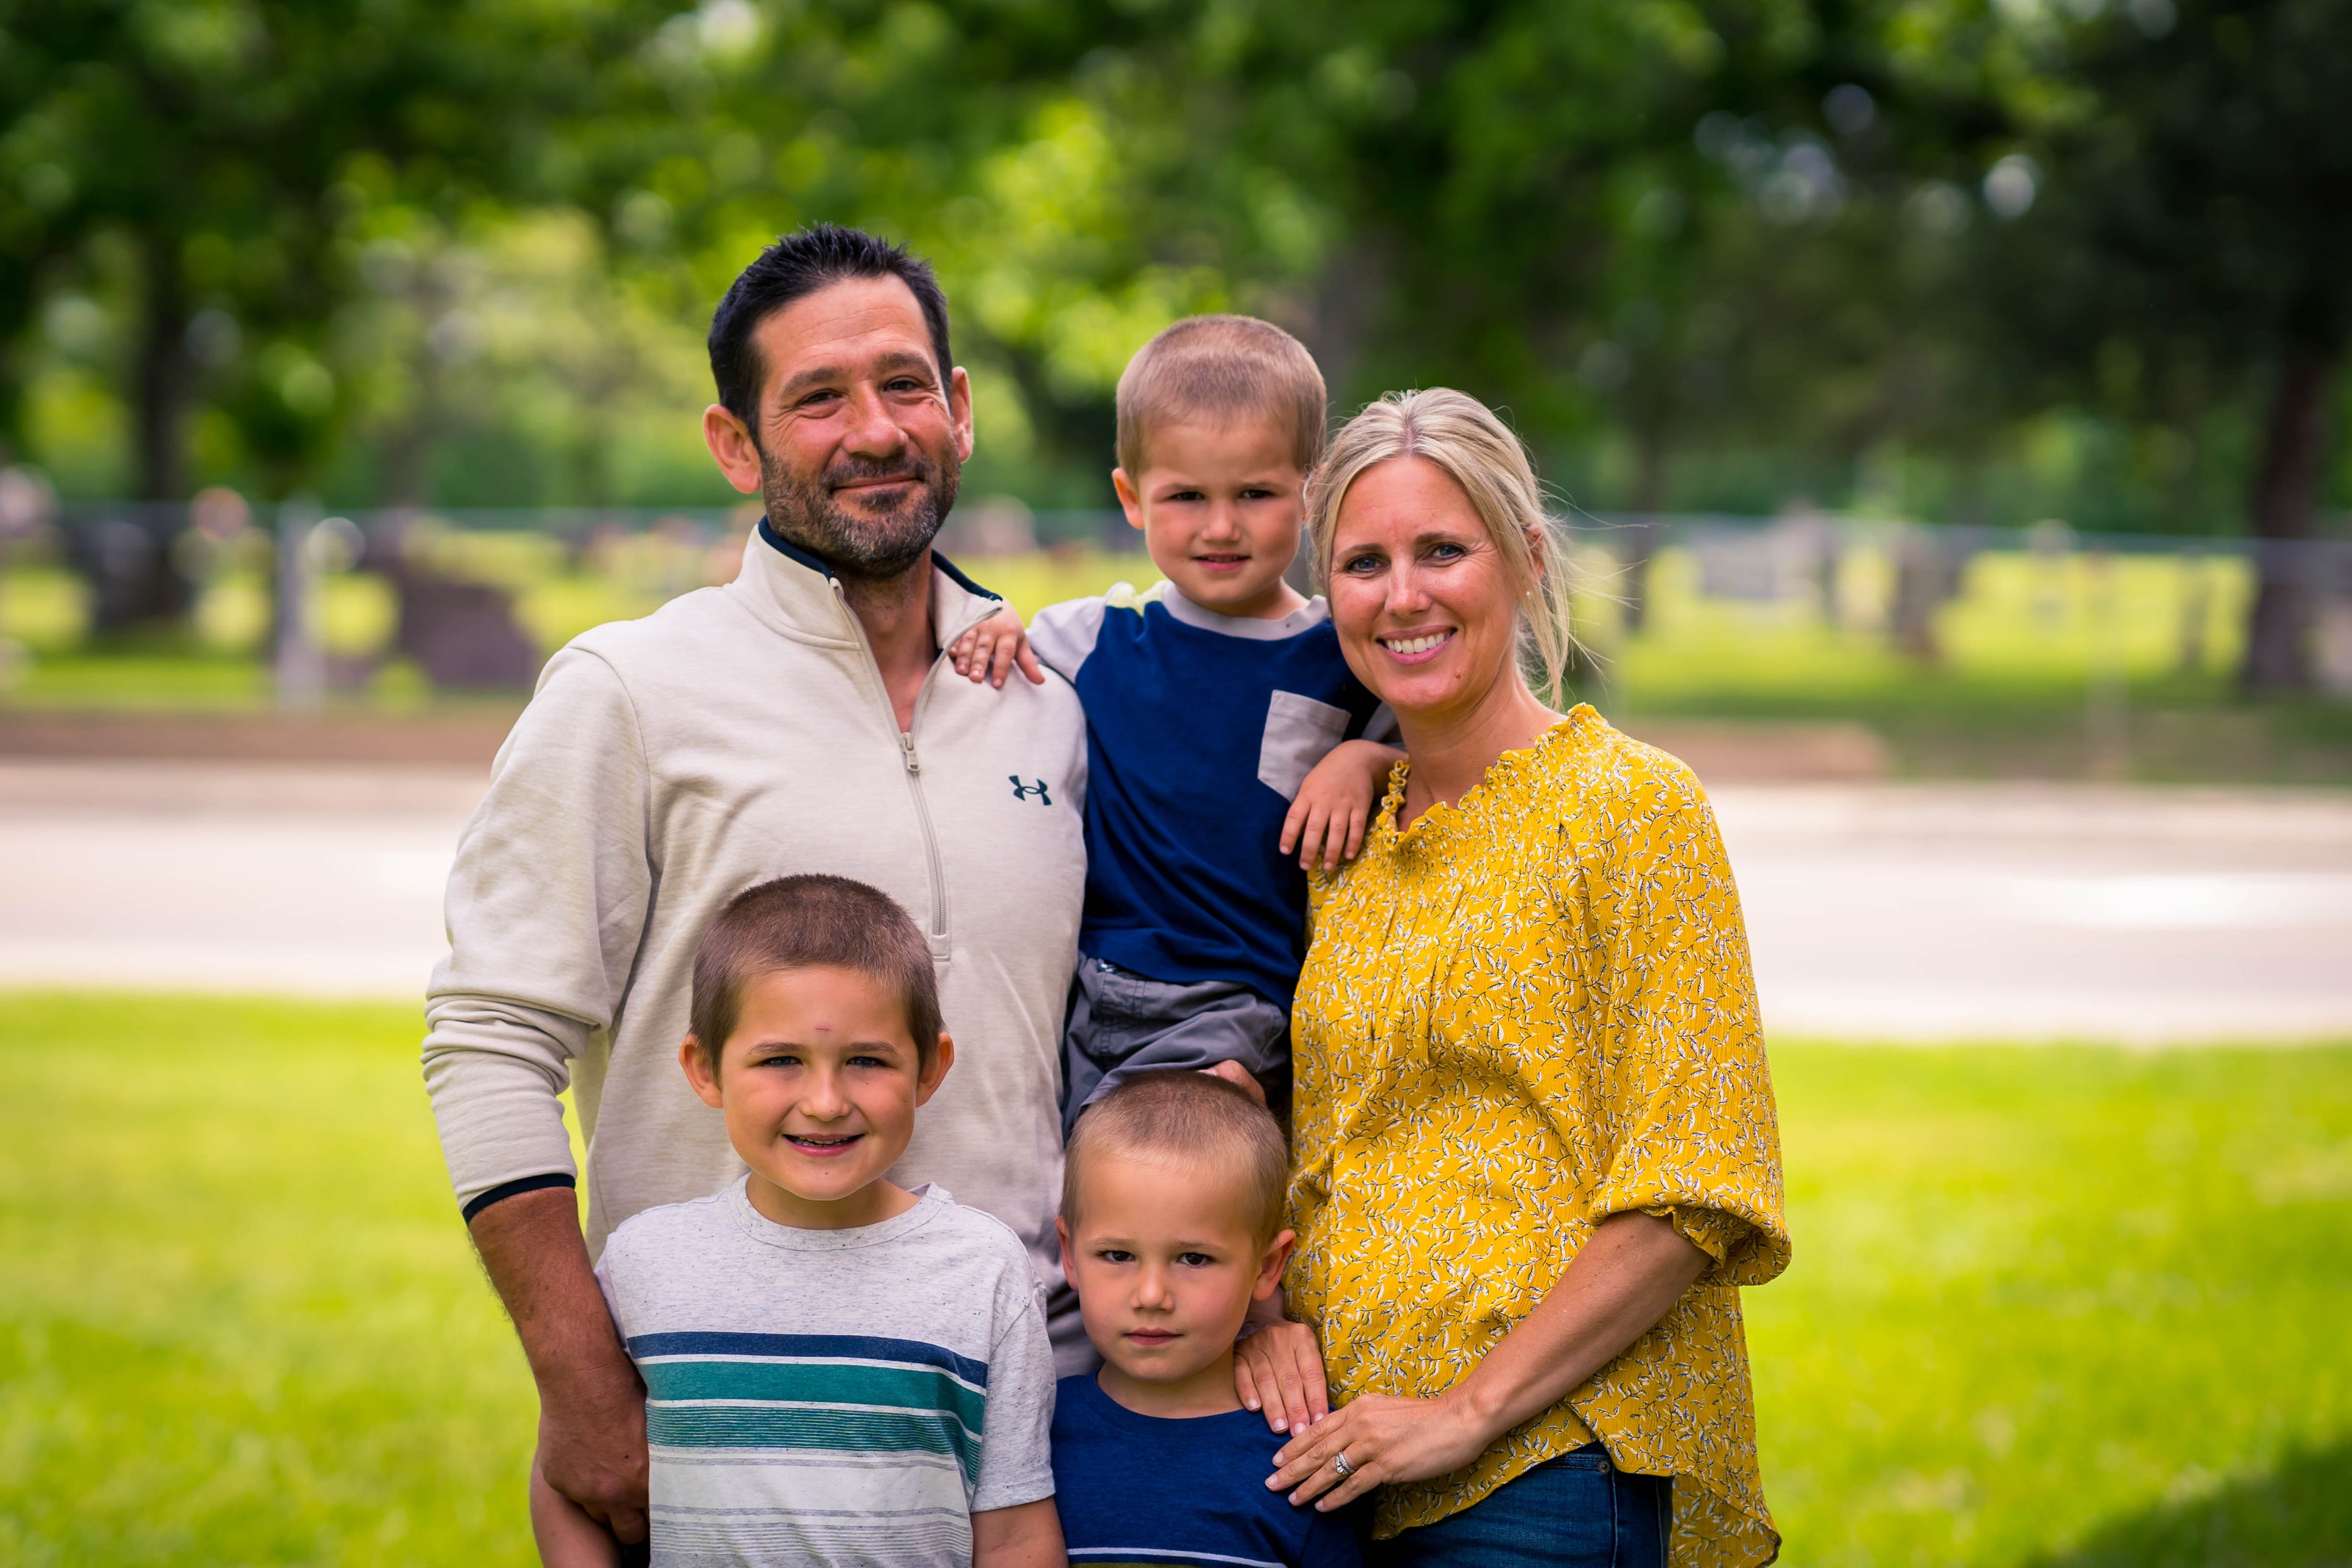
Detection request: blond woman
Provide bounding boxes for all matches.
[1238,389,1791,1568]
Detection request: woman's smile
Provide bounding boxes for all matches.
[1377,629,1455,661]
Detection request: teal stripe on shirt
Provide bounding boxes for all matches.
[641,1359,986,1435]
[648,1401,978,1478]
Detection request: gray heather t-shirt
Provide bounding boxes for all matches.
[595,1180,1057,1567]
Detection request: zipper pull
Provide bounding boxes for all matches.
[900,732,920,774]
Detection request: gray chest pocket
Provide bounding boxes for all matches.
[1258,689,1351,801]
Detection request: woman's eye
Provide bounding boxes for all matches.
[1427,542,1466,561]
[1341,553,1381,574]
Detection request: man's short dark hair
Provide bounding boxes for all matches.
[688,874,943,1072]
[707,223,955,436]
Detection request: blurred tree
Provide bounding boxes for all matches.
[1970,0,2352,690]
[0,0,654,625]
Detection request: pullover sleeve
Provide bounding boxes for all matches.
[422,645,655,1214]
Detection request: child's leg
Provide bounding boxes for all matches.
[1062,959,1288,1134]
[531,1459,625,1568]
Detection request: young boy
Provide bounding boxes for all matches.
[1052,1071,1361,1567]
[531,874,1064,1568]
[951,315,1397,1132]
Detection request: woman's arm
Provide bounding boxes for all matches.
[1264,1210,1707,1511]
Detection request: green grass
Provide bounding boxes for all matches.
[1749,1045,2352,1567]
[3,993,2348,1565]
[0,994,539,1565]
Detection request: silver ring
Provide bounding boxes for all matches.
[1333,1451,1356,1480]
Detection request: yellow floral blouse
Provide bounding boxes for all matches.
[1286,707,1791,1568]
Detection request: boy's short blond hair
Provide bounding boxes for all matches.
[1063,1071,1290,1244]
[1114,314,1327,478]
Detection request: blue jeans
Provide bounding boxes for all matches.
[1365,1444,1672,1568]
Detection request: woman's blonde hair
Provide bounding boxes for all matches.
[1305,388,1579,698]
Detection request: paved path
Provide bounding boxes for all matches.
[3,760,2347,1043]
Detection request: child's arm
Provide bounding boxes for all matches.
[531,1459,627,1568]
[947,605,1046,688]
[1279,739,1405,871]
[971,1497,1065,1567]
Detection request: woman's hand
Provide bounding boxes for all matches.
[1234,1318,1330,1436]
[1266,1390,1496,1512]
[947,605,1044,688]
[1280,740,1405,870]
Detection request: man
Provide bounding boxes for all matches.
[422,225,1089,1547]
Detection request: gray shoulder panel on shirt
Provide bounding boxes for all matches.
[1026,596,1111,681]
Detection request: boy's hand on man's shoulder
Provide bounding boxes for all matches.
[1281,740,1406,871]
[949,605,1045,688]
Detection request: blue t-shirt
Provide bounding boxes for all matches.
[1050,1373,1363,1568]
[1028,583,1387,1012]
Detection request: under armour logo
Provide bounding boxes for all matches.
[1008,775,1053,805]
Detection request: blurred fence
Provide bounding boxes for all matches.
[2,496,2350,717]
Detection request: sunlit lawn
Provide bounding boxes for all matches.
[1,993,2348,1565]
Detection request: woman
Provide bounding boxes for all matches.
[1238,389,1790,1568]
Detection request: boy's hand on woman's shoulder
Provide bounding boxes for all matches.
[949,605,1045,688]
[1282,740,1405,871]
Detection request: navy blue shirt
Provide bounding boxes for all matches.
[1028,585,1386,1012]
[1051,1373,1363,1568]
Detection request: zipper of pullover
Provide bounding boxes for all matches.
[898,727,950,954]
[834,580,953,959]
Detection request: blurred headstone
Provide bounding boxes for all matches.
[1694,526,1790,603]
[2027,518,2074,632]
[275,497,326,710]
[368,511,542,691]
[937,496,1038,559]
[0,465,57,543]
[1887,523,1967,663]
[2316,547,2352,697]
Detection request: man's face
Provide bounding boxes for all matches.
[703,275,975,580]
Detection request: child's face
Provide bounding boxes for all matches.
[1058,1151,1293,1389]
[1113,417,1307,619]
[679,965,952,1227]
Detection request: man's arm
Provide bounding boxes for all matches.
[423,645,658,1538]
[476,1188,649,1544]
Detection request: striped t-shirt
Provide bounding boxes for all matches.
[596,1179,1057,1566]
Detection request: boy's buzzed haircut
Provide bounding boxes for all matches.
[1114,314,1327,478]
[1064,1071,1290,1243]
[689,874,943,1071]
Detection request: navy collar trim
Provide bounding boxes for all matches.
[756,516,1001,603]
[931,549,1001,603]
[756,517,835,580]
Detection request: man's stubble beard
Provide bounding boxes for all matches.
[760,444,961,583]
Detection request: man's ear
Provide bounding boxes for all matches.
[1254,1228,1296,1301]
[704,403,764,495]
[1111,468,1144,531]
[914,1032,956,1105]
[948,365,975,464]
[679,1036,725,1109]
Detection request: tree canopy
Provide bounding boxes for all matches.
[1,0,2345,682]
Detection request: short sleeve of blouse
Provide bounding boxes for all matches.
[1579,763,1792,1287]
